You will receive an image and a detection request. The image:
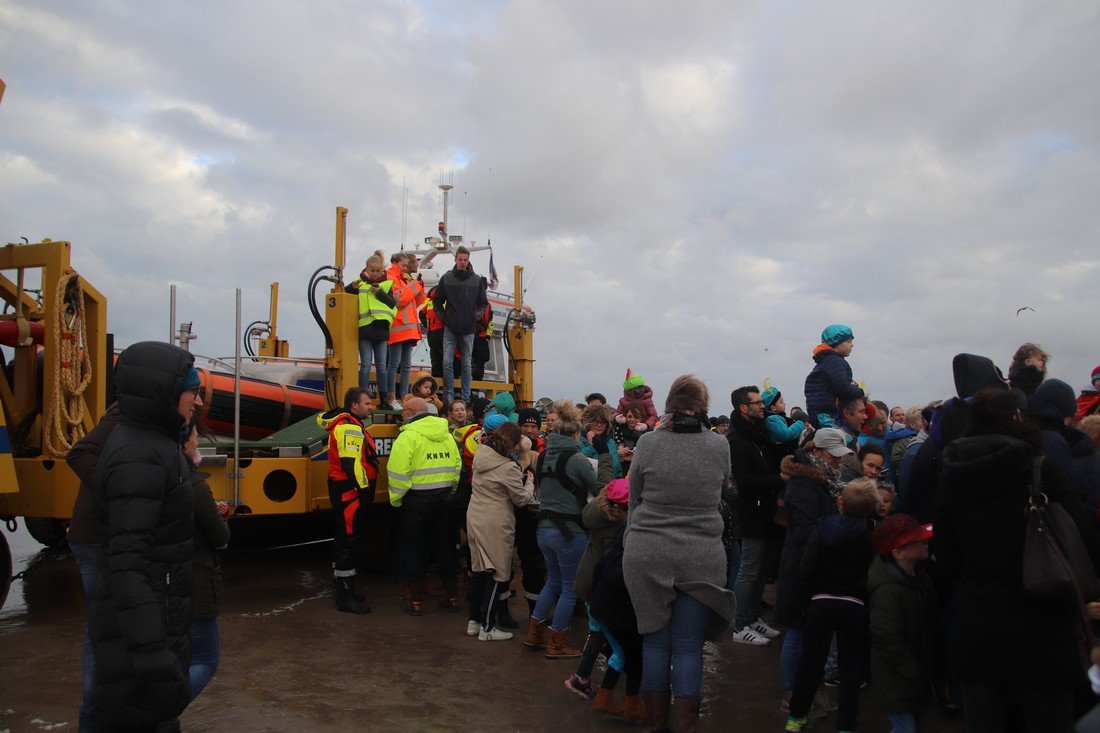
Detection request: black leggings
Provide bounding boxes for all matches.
[468,571,504,631]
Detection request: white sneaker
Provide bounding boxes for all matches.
[466,620,480,637]
[478,627,514,641]
[389,399,403,411]
[731,627,771,646]
[749,618,781,639]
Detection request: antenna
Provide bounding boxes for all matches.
[400,177,407,249]
[523,254,544,298]
[487,167,493,242]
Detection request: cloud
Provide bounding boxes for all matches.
[1,0,1098,415]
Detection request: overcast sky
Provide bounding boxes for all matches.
[2,1,1097,413]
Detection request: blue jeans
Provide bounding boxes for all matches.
[781,627,803,692]
[71,541,102,733]
[642,592,711,700]
[734,537,769,630]
[358,338,388,394]
[532,526,587,631]
[442,328,475,401]
[726,540,742,592]
[189,617,220,701]
[888,712,917,733]
[386,341,415,397]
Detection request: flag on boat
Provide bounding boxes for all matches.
[488,246,499,290]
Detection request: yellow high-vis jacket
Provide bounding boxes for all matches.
[387,414,461,507]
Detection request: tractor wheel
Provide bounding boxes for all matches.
[24,517,69,548]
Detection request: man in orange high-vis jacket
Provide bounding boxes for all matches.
[316,387,378,614]
[385,252,426,409]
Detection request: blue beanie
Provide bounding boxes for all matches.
[821,324,854,347]
[181,365,201,392]
[483,414,508,433]
[761,386,781,409]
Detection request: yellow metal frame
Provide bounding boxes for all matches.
[0,239,108,509]
[0,211,533,522]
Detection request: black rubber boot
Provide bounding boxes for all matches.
[335,578,370,614]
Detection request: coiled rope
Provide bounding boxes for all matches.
[43,269,92,457]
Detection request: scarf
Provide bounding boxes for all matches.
[807,452,846,500]
[668,411,708,433]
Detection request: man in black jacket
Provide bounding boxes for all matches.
[91,341,200,731]
[434,246,488,402]
[727,385,788,646]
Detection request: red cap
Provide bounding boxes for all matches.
[873,514,933,555]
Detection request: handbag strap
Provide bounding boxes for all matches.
[1027,456,1045,504]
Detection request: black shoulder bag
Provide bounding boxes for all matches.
[1022,457,1100,670]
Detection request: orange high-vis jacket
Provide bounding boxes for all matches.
[387,263,426,345]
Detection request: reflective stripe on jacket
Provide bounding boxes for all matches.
[317,410,379,488]
[387,264,426,345]
[387,414,461,506]
[356,279,395,328]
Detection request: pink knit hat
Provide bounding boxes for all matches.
[605,478,629,506]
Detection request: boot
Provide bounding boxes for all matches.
[334,578,370,614]
[523,617,547,650]
[642,691,671,733]
[672,697,700,733]
[439,579,460,611]
[544,628,582,659]
[591,687,623,716]
[404,581,424,616]
[496,597,520,629]
[622,694,648,722]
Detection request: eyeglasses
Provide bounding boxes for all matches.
[746,400,764,407]
[185,387,202,399]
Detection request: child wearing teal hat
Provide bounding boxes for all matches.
[804,324,864,430]
[761,385,808,457]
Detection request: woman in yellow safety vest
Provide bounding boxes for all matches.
[344,250,396,399]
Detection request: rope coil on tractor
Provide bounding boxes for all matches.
[43,268,93,458]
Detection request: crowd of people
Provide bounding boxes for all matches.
[65,275,1100,733]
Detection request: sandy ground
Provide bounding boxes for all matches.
[0,526,967,732]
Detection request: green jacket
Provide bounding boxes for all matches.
[867,555,937,714]
[537,433,599,534]
[387,414,461,506]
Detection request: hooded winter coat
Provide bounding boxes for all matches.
[91,341,196,729]
[467,446,536,582]
[622,426,734,637]
[867,556,937,714]
[804,345,864,426]
[935,433,1100,689]
[897,353,1008,523]
[774,452,839,628]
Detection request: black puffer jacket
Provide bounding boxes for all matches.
[91,342,196,729]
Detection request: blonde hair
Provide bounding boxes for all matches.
[664,374,709,415]
[1078,415,1100,443]
[552,399,582,437]
[841,478,880,519]
[365,249,385,269]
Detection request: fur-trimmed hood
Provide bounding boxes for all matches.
[780,452,826,484]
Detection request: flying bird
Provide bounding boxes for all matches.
[1016,307,1035,317]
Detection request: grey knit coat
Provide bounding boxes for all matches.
[622,426,735,637]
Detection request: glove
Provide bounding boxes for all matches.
[614,414,627,424]
[633,422,647,432]
[592,434,610,455]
